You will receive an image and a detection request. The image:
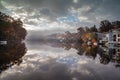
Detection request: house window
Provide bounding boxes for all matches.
[118,49,120,52]
[113,35,116,41]
[118,39,120,42]
[118,34,120,37]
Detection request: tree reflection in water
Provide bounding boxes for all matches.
[98,47,120,67]
[57,41,120,68]
[0,42,27,73]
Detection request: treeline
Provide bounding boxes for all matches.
[0,12,27,41]
[77,20,120,33]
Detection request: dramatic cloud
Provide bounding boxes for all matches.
[2,0,119,20]
[0,0,120,36]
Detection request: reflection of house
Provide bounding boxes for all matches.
[113,48,120,54]
[108,47,120,55]
[103,47,120,65]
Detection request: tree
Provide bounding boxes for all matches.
[77,27,85,33]
[99,20,113,32]
[112,21,120,29]
[12,19,27,40]
[77,27,85,39]
[89,25,98,32]
[85,26,90,32]
[0,12,27,41]
[0,42,26,73]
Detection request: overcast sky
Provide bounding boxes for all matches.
[0,0,120,36]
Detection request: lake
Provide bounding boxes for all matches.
[0,40,120,80]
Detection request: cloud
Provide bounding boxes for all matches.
[2,0,120,21]
[2,0,73,17]
[1,0,120,35]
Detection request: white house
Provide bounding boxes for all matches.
[96,32,108,44]
[0,41,7,45]
[108,29,120,44]
[98,29,120,47]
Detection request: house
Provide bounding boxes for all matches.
[99,29,120,47]
[95,32,108,44]
[108,29,120,44]
[97,32,104,40]
[0,41,7,45]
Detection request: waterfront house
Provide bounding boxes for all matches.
[0,41,7,45]
[108,29,120,44]
[99,29,120,47]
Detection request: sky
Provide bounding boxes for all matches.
[0,0,120,36]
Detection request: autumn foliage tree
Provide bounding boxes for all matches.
[77,20,120,33]
[89,25,98,32]
[0,12,27,41]
[12,18,27,40]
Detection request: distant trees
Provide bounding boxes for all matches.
[0,12,27,41]
[99,20,113,32]
[77,25,98,35]
[77,27,85,39]
[77,20,120,34]
[112,21,120,29]
[77,27,85,34]
[89,25,98,32]
[61,19,120,68]
[63,20,120,47]
[98,20,120,32]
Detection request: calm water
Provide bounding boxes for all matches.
[0,41,120,80]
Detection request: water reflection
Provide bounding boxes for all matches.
[1,40,120,80]
[25,39,120,69]
[0,42,27,73]
[0,39,120,80]
[56,40,120,68]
